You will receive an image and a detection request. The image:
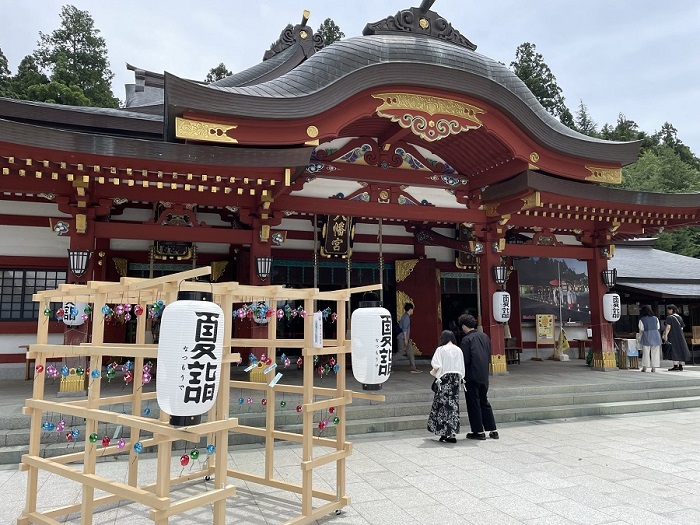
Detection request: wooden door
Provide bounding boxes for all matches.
[395,258,442,358]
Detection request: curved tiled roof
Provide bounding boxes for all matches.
[165,34,639,164]
[211,45,302,88]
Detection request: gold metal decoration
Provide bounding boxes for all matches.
[75,214,87,234]
[395,259,420,283]
[306,125,319,138]
[112,257,128,277]
[600,245,615,259]
[396,289,421,356]
[529,152,540,163]
[521,192,541,210]
[175,117,238,144]
[211,261,229,282]
[260,224,271,243]
[585,166,622,184]
[419,17,430,29]
[373,92,485,142]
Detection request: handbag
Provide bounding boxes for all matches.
[662,341,673,360]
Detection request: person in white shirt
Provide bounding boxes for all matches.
[427,330,466,443]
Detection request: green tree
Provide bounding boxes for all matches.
[33,5,118,107]
[574,100,598,137]
[621,145,700,193]
[510,42,574,128]
[0,47,12,97]
[27,80,90,105]
[655,227,700,258]
[205,63,232,83]
[317,18,344,46]
[10,55,49,99]
[652,122,699,170]
[612,112,700,260]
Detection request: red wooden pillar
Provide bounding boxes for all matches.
[479,244,507,375]
[248,231,272,358]
[66,218,96,285]
[505,267,522,345]
[587,249,617,371]
[65,215,96,346]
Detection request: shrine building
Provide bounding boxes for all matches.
[1,1,699,375]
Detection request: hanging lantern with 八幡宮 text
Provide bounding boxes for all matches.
[602,293,621,322]
[350,304,392,390]
[492,291,511,322]
[156,291,224,426]
[62,301,88,326]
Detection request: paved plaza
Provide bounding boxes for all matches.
[5,405,700,525]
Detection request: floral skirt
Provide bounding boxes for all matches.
[427,373,461,437]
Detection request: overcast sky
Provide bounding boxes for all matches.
[2,1,699,155]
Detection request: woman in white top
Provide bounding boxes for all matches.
[427,330,466,443]
[638,304,662,372]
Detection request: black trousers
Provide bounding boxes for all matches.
[464,380,497,433]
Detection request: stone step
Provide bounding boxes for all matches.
[275,395,700,436]
[5,384,700,445]
[6,377,700,465]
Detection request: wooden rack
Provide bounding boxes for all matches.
[18,267,383,525]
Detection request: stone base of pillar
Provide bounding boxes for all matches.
[490,354,509,376]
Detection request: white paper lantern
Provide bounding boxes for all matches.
[62,301,87,326]
[350,306,392,389]
[156,293,224,426]
[493,291,511,322]
[603,293,621,322]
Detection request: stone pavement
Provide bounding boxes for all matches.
[5,406,700,525]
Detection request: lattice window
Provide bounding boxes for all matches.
[0,269,66,321]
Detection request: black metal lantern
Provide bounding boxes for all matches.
[492,264,508,287]
[67,249,92,278]
[255,256,273,281]
[601,268,617,289]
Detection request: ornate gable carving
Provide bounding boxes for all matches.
[264,11,324,60]
[363,0,477,51]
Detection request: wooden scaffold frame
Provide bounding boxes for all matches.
[18,266,383,525]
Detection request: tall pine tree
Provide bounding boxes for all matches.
[33,5,118,107]
[510,42,574,129]
[0,47,11,97]
[317,18,344,46]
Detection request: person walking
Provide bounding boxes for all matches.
[458,313,498,440]
[638,304,661,372]
[399,302,421,373]
[664,304,691,371]
[427,330,465,443]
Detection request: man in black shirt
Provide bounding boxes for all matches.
[458,314,499,440]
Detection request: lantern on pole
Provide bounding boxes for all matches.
[601,267,620,322]
[350,293,392,390]
[156,289,224,426]
[602,293,621,322]
[492,291,511,322]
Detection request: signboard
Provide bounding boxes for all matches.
[313,311,323,348]
[536,314,555,345]
[320,215,354,258]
